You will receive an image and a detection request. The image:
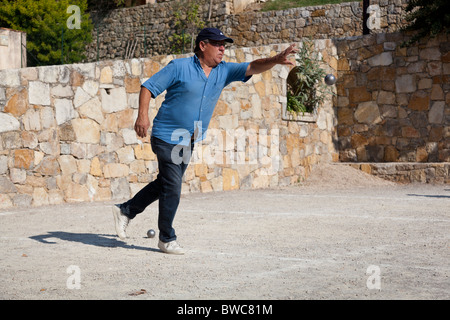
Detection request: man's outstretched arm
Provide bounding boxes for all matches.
[245,44,298,77]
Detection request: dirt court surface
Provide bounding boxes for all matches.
[0,164,449,300]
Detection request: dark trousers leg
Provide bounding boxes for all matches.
[119,137,192,242]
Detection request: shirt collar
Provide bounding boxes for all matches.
[193,53,224,69]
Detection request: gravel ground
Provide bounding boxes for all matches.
[0,164,449,300]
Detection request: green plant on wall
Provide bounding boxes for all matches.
[0,0,93,66]
[402,0,449,46]
[286,39,331,114]
[169,0,205,54]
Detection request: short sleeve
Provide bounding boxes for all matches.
[225,62,252,86]
[141,60,177,98]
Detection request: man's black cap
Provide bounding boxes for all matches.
[195,28,233,51]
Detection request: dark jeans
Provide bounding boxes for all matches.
[119,136,194,242]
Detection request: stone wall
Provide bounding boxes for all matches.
[224,0,407,47]
[84,0,408,62]
[348,162,449,184]
[85,0,232,61]
[335,31,450,164]
[0,41,338,209]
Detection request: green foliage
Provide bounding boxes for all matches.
[86,0,127,11]
[0,0,93,66]
[262,0,350,12]
[402,0,450,46]
[169,0,205,54]
[286,39,331,114]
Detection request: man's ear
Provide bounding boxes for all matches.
[199,40,207,51]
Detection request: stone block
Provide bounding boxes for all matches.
[377,90,396,104]
[22,109,41,131]
[384,145,399,161]
[0,176,17,193]
[65,182,90,202]
[58,155,78,176]
[143,60,160,77]
[130,160,146,174]
[13,194,32,207]
[28,81,50,105]
[103,163,129,178]
[71,119,101,144]
[40,107,55,129]
[348,86,371,103]
[408,91,430,111]
[368,52,393,66]
[194,164,208,177]
[429,101,444,124]
[100,66,113,83]
[395,74,416,93]
[112,60,126,78]
[59,123,76,141]
[337,58,350,71]
[416,147,428,162]
[0,69,20,87]
[354,101,381,124]
[101,132,124,152]
[351,133,368,148]
[51,84,73,98]
[55,99,76,125]
[121,128,139,145]
[48,190,64,205]
[82,80,99,97]
[116,146,135,164]
[117,109,135,129]
[427,61,442,76]
[402,126,420,138]
[78,97,104,124]
[35,156,61,176]
[223,168,239,191]
[90,157,102,176]
[130,59,141,76]
[77,159,91,173]
[200,180,213,193]
[419,47,441,61]
[125,77,141,93]
[0,113,20,133]
[39,66,59,83]
[5,88,28,117]
[32,187,49,206]
[111,177,130,200]
[14,149,34,169]
[20,68,38,82]
[0,156,8,175]
[74,87,92,108]
[70,70,84,87]
[101,87,128,113]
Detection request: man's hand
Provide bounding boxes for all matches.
[134,114,150,138]
[272,44,298,66]
[246,44,298,76]
[134,87,152,138]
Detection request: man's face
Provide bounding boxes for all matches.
[201,40,226,66]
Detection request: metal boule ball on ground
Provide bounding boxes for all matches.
[147,229,156,238]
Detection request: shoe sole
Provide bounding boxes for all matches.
[112,205,128,240]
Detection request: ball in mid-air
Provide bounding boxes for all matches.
[324,74,337,85]
[147,229,156,238]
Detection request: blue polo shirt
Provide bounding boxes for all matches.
[141,55,251,145]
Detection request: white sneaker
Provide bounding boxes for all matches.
[158,240,185,255]
[112,205,130,240]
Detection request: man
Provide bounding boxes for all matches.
[113,27,297,254]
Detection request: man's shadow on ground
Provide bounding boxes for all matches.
[30,231,160,252]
